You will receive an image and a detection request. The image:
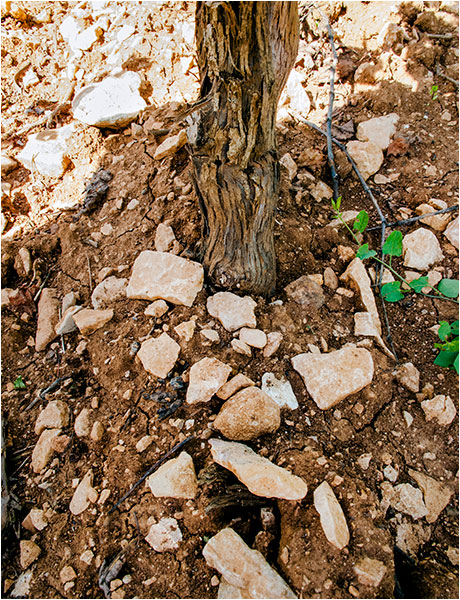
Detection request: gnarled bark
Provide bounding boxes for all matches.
[189,1,299,296]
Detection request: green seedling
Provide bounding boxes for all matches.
[434,320,459,374]
[430,84,439,100]
[13,376,26,389]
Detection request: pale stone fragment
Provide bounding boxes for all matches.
[213,387,281,440]
[447,547,459,566]
[74,408,91,438]
[174,319,196,342]
[231,339,252,356]
[218,578,250,599]
[402,228,444,270]
[356,114,399,150]
[100,223,113,236]
[201,328,220,343]
[17,126,73,177]
[217,374,255,400]
[203,528,296,599]
[69,470,98,515]
[154,130,188,160]
[207,292,257,331]
[416,201,451,231]
[31,428,61,473]
[310,180,333,202]
[326,210,359,228]
[209,439,307,500]
[377,22,404,49]
[323,267,338,290]
[408,469,453,523]
[280,153,297,181]
[155,223,176,252]
[263,332,283,358]
[127,251,203,307]
[291,345,374,410]
[35,288,59,351]
[35,401,69,435]
[72,72,146,128]
[354,312,380,337]
[261,373,298,410]
[239,328,267,349]
[388,483,428,519]
[341,258,381,334]
[144,300,169,318]
[22,509,48,532]
[313,481,350,549]
[147,451,198,499]
[10,571,33,598]
[91,276,127,309]
[353,557,387,587]
[137,333,180,378]
[346,140,383,180]
[394,362,420,393]
[73,308,113,335]
[186,357,232,404]
[55,305,82,335]
[285,276,325,310]
[145,518,182,551]
[443,216,458,249]
[20,540,41,570]
[421,394,456,425]
[90,421,104,442]
[136,435,153,453]
[1,153,18,175]
[60,566,77,584]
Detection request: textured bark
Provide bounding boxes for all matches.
[189,2,299,295]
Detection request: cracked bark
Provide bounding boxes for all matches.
[189,1,299,295]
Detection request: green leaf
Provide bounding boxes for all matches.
[454,354,459,374]
[353,210,369,233]
[14,376,26,389]
[382,231,403,257]
[408,276,429,293]
[381,281,404,302]
[438,321,452,341]
[434,350,457,368]
[451,321,459,336]
[437,278,459,298]
[356,244,377,260]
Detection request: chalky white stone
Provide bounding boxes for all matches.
[356,113,399,150]
[239,327,267,349]
[72,72,146,128]
[137,333,180,379]
[353,557,387,587]
[155,223,176,252]
[144,300,169,318]
[341,258,381,334]
[145,518,182,552]
[186,357,232,404]
[291,345,374,410]
[261,373,298,410]
[154,130,188,160]
[420,394,456,426]
[34,401,69,435]
[217,374,255,400]
[394,362,420,393]
[91,276,127,309]
[203,528,297,599]
[147,451,198,499]
[73,308,114,335]
[408,469,453,523]
[31,428,61,473]
[207,292,257,331]
[402,228,444,270]
[209,439,307,500]
[20,540,41,570]
[443,216,459,249]
[388,483,428,520]
[17,126,73,177]
[69,470,98,515]
[313,481,350,549]
[127,251,203,307]
[35,288,59,351]
[346,140,383,180]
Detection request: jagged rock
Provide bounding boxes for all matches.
[261,373,298,410]
[353,558,387,587]
[394,362,420,393]
[17,126,73,177]
[280,153,297,181]
[341,258,381,333]
[313,481,350,550]
[408,469,453,523]
[136,435,153,453]
[34,401,69,435]
[186,357,232,404]
[35,288,60,351]
[356,114,399,150]
[310,180,333,202]
[137,333,180,379]
[207,292,257,332]
[420,394,456,425]
[55,305,82,335]
[73,308,114,335]
[217,374,255,400]
[73,408,91,438]
[144,300,169,318]
[444,216,459,249]
[323,267,339,290]
[72,72,146,128]
[91,276,127,309]
[291,345,374,410]
[402,228,444,270]
[147,451,198,498]
[1,153,18,175]
[213,387,281,440]
[231,339,252,356]
[20,540,41,570]
[209,439,307,500]
[346,141,383,180]
[60,566,77,584]
[203,528,296,599]
[127,250,203,307]
[416,200,451,231]
[174,319,196,342]
[285,276,325,310]
[384,482,428,519]
[201,328,220,343]
[31,428,61,473]
[10,571,33,598]
[263,332,283,358]
[69,470,98,515]
[22,509,48,532]
[145,518,182,552]
[154,130,188,160]
[239,328,267,349]
[90,421,104,442]
[217,578,249,598]
[155,223,176,252]
[62,291,78,314]
[278,68,311,120]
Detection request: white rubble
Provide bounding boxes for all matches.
[137,333,180,379]
[1,153,18,175]
[91,276,127,309]
[22,508,48,532]
[353,557,387,587]
[69,470,98,515]
[147,451,198,499]
[144,300,169,318]
[74,408,91,438]
[186,357,232,404]
[356,114,399,150]
[402,228,444,270]
[263,332,283,358]
[261,373,298,410]
[416,200,451,232]
[155,223,176,252]
[310,180,333,202]
[20,540,41,570]
[239,328,267,349]
[207,292,257,331]
[408,469,453,523]
[35,401,69,435]
[384,482,428,520]
[231,338,252,356]
[154,130,188,160]
[127,250,203,307]
[145,518,182,552]
[314,481,350,550]
[216,374,255,400]
[55,305,82,335]
[394,362,420,393]
[341,258,381,334]
[420,394,456,425]
[346,140,384,180]
[17,126,74,178]
[32,428,61,473]
[443,216,459,249]
[73,308,114,335]
[72,72,147,128]
[35,288,60,351]
[280,153,297,181]
[278,68,311,120]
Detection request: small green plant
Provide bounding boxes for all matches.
[430,84,439,100]
[434,320,459,374]
[13,376,26,389]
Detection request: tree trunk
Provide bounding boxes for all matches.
[189,1,299,296]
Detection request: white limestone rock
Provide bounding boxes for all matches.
[154,130,188,160]
[127,250,203,307]
[356,113,399,150]
[341,258,381,334]
[207,292,257,331]
[1,153,18,175]
[444,216,459,249]
[155,223,176,252]
[20,540,41,570]
[144,300,169,318]
[239,328,267,349]
[261,373,298,410]
[22,508,48,532]
[187,357,232,404]
[279,153,297,181]
[313,481,350,549]
[17,126,73,177]
[69,470,98,515]
[72,72,146,128]
[310,180,333,202]
[420,394,456,426]
[408,469,453,523]
[35,288,60,351]
[291,345,374,410]
[55,305,82,335]
[147,451,198,499]
[31,428,61,473]
[353,557,387,587]
[263,332,283,358]
[34,401,69,435]
[74,408,91,438]
[73,308,114,335]
[394,362,420,393]
[145,518,182,552]
[137,333,180,379]
[217,374,255,400]
[402,228,444,270]
[231,338,252,357]
[91,276,127,309]
[346,141,384,180]
[387,483,428,520]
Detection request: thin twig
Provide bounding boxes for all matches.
[367,205,459,231]
[427,32,454,40]
[108,435,194,515]
[87,255,93,293]
[33,270,52,302]
[436,63,459,88]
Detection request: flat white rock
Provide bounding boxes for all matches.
[443,216,459,249]
[387,483,428,520]
[31,428,61,473]
[137,333,180,379]
[73,308,113,335]
[408,469,453,523]
[356,113,399,150]
[217,374,255,400]
[291,345,374,410]
[147,451,198,499]
[17,126,73,177]
[186,357,232,404]
[421,394,456,425]
[34,401,69,435]
[239,327,267,348]
[72,72,146,128]
[55,305,82,335]
[402,228,444,270]
[145,518,182,552]
[207,292,257,331]
[154,130,188,160]
[346,140,384,180]
[127,250,203,307]
[91,276,127,309]
[203,528,297,599]
[261,373,298,409]
[35,288,59,351]
[69,470,98,515]
[341,258,381,333]
[209,438,307,500]
[313,481,350,549]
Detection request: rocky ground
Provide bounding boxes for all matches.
[1,1,459,599]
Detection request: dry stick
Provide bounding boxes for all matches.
[366,205,459,231]
[87,254,93,293]
[108,435,194,515]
